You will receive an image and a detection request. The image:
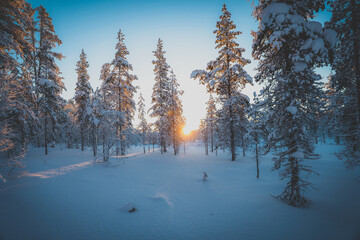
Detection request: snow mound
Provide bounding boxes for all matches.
[150,193,173,206]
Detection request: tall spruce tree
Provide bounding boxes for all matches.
[75,49,92,151]
[192,4,252,161]
[36,5,64,155]
[249,92,267,179]
[98,63,112,161]
[252,0,336,206]
[168,70,184,155]
[138,93,148,154]
[327,0,360,167]
[106,30,137,156]
[206,94,217,153]
[0,0,33,156]
[150,39,171,154]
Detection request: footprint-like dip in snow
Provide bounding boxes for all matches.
[150,193,173,207]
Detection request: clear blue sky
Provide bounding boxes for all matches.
[28,0,332,130]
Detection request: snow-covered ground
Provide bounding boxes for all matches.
[0,142,359,240]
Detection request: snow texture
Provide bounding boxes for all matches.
[0,143,359,240]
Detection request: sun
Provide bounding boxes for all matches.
[182,125,192,135]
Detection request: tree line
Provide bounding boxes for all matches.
[1,0,359,207]
[0,1,185,170]
[194,1,359,207]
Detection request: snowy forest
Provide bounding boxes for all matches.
[1,0,360,239]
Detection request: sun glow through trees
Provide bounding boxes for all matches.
[182,125,192,135]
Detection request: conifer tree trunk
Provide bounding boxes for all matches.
[351,0,360,151]
[228,91,236,161]
[118,76,122,156]
[103,134,106,161]
[120,127,125,156]
[226,55,236,161]
[92,126,97,157]
[163,138,167,153]
[81,127,84,151]
[205,138,208,155]
[173,117,176,155]
[44,113,48,155]
[210,125,214,152]
[173,136,176,155]
[143,132,146,154]
[255,134,259,179]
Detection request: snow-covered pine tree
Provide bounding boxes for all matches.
[325,74,342,144]
[0,65,37,175]
[107,30,137,156]
[0,0,31,69]
[18,63,38,147]
[252,0,336,206]
[0,0,39,176]
[249,92,267,179]
[138,93,148,154]
[225,90,250,157]
[98,63,113,161]
[0,0,30,152]
[168,70,184,155]
[88,89,101,157]
[75,49,92,151]
[199,119,209,155]
[63,99,78,149]
[23,2,38,99]
[192,4,252,161]
[206,94,217,153]
[150,39,171,154]
[327,0,360,167]
[36,5,64,155]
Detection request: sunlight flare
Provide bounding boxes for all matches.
[182,125,192,135]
